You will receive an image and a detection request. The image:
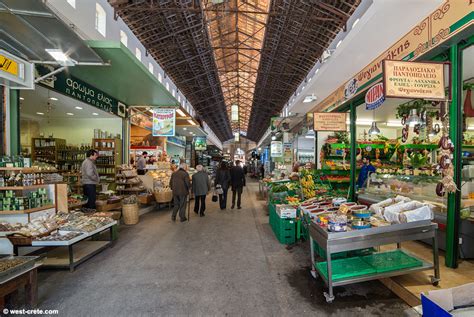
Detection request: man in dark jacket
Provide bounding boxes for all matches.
[230,160,246,209]
[170,163,191,222]
[215,161,231,210]
[192,165,210,217]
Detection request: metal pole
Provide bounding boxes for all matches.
[349,102,357,202]
[446,43,462,268]
[314,131,318,168]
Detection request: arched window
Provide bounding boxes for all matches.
[158,73,163,83]
[166,82,169,91]
[95,3,106,36]
[148,62,154,74]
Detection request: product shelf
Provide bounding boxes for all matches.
[0,185,52,190]
[0,205,55,215]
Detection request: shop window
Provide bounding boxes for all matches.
[148,62,154,74]
[120,30,128,47]
[158,72,163,83]
[67,0,76,8]
[95,3,106,37]
[135,48,141,62]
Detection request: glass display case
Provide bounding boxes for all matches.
[358,173,447,213]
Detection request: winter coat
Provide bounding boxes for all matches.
[81,158,99,185]
[215,168,231,190]
[192,171,210,196]
[170,168,191,196]
[230,166,246,189]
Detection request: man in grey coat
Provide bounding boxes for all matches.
[81,149,99,210]
[169,163,191,222]
[192,165,211,217]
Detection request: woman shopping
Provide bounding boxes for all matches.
[215,161,231,210]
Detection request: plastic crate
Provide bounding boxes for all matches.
[316,257,377,281]
[313,240,348,260]
[348,248,375,257]
[361,250,423,273]
[270,206,296,245]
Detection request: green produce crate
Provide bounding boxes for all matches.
[313,240,348,260]
[270,206,296,245]
[361,250,423,273]
[315,257,377,281]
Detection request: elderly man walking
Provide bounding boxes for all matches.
[192,165,211,217]
[170,163,191,222]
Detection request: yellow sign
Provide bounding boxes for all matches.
[312,0,473,112]
[0,54,18,76]
[313,113,347,131]
[383,60,447,100]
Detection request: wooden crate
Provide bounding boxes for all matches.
[138,194,154,205]
[96,202,122,212]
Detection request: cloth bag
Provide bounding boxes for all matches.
[215,184,224,195]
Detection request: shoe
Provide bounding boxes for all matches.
[194,210,199,214]
[171,217,176,222]
[200,213,205,217]
[180,217,187,222]
[237,206,242,209]
[231,205,235,209]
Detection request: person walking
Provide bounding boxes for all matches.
[192,165,210,217]
[260,164,265,179]
[81,149,99,211]
[136,151,147,175]
[169,163,191,222]
[230,160,246,209]
[215,161,231,210]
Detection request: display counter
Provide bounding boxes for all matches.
[309,220,440,303]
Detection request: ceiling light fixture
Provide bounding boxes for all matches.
[36,112,44,115]
[66,112,74,116]
[231,104,239,122]
[368,122,381,135]
[75,106,83,110]
[187,119,197,126]
[303,94,317,103]
[336,40,343,48]
[183,127,187,131]
[92,113,99,116]
[176,109,186,117]
[20,97,24,101]
[49,97,58,101]
[45,49,75,66]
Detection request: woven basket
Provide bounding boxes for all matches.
[122,203,139,225]
[154,190,173,203]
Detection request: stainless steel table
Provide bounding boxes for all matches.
[309,220,440,303]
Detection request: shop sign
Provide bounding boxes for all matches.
[36,65,121,115]
[313,113,347,131]
[152,108,176,137]
[167,136,186,147]
[270,141,283,158]
[312,0,472,112]
[194,136,207,151]
[0,54,18,77]
[365,83,385,110]
[383,60,447,100]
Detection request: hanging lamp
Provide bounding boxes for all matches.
[368,122,380,135]
[406,109,421,127]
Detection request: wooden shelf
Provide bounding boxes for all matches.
[117,187,146,192]
[0,184,52,190]
[0,205,55,215]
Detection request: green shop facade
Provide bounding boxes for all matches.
[311,0,473,268]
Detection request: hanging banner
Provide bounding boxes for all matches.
[383,60,447,100]
[270,141,283,158]
[193,136,207,151]
[313,113,347,131]
[365,83,385,110]
[152,108,176,136]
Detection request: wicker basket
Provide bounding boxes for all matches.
[122,203,139,225]
[154,190,173,203]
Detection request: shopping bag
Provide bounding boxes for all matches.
[212,194,218,202]
[215,184,224,195]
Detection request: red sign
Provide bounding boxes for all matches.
[365,83,385,110]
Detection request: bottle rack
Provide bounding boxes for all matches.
[32,138,66,165]
[92,138,122,184]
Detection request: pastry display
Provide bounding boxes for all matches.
[0,222,23,232]
[0,258,28,273]
[35,231,83,241]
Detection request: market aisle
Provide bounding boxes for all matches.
[35,180,415,316]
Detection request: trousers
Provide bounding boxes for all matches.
[219,188,228,209]
[194,195,206,214]
[232,187,243,208]
[172,195,188,220]
[83,184,97,209]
